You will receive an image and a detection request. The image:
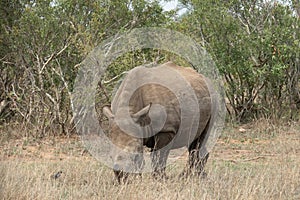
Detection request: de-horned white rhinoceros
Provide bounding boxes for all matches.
[103,61,215,183]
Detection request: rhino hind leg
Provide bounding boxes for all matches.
[179,140,209,179]
[188,140,209,177]
[180,122,210,179]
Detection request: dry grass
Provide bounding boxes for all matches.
[1,120,300,200]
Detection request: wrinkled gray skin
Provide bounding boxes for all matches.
[103,62,212,183]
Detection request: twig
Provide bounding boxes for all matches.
[102,71,128,84]
[240,156,265,162]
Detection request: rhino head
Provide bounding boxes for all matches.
[102,104,152,183]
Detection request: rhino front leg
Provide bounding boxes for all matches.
[150,132,173,179]
[151,149,170,179]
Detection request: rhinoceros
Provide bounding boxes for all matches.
[103,61,215,183]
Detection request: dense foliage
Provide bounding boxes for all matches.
[0,0,299,135]
[177,0,300,121]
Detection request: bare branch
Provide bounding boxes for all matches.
[237,15,251,34]
[40,43,70,74]
[102,71,128,84]
[40,53,55,74]
[45,92,57,104]
[292,0,300,17]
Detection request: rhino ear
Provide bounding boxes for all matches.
[103,106,114,120]
[131,103,152,124]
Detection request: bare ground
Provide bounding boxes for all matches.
[1,119,300,200]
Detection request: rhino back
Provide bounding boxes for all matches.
[111,62,212,147]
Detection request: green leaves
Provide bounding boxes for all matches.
[177,0,300,121]
[1,0,299,132]
[0,0,173,134]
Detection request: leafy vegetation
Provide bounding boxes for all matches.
[0,0,299,135]
[175,0,300,121]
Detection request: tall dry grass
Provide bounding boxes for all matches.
[0,120,299,200]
